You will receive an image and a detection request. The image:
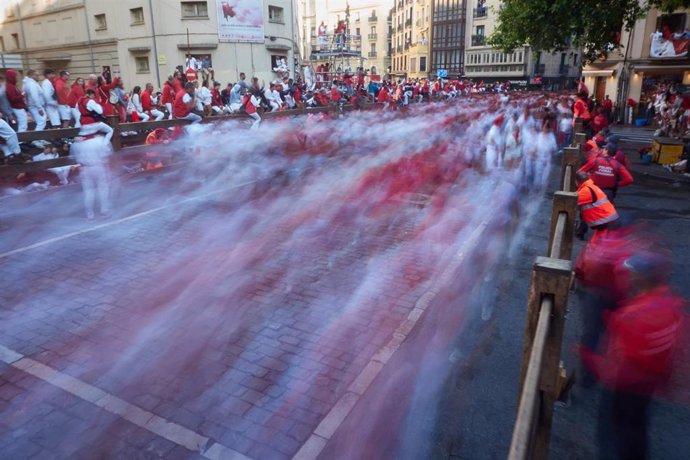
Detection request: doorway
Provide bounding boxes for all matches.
[595,77,607,102]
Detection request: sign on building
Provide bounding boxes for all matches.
[216,0,265,43]
[436,69,448,78]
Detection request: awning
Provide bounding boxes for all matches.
[582,69,614,77]
[633,64,689,72]
[176,43,218,50]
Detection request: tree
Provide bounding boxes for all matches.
[488,0,690,62]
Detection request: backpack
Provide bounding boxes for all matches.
[109,89,119,104]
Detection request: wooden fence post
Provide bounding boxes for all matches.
[518,257,572,460]
[107,115,121,151]
[574,132,587,149]
[547,192,579,261]
[561,146,580,192]
[573,117,583,135]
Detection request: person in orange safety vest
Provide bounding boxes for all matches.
[575,171,619,240]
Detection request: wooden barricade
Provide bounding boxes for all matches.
[508,134,584,460]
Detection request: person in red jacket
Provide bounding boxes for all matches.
[330,84,341,105]
[5,69,27,132]
[578,143,634,201]
[142,83,164,121]
[210,81,225,115]
[161,75,177,119]
[96,76,121,117]
[54,70,71,127]
[591,108,609,134]
[573,90,592,132]
[68,77,85,127]
[173,82,201,123]
[578,251,685,460]
[602,94,614,124]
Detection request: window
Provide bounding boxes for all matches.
[476,25,484,36]
[268,5,284,23]
[356,28,360,36]
[411,57,417,72]
[271,55,287,69]
[130,7,144,25]
[11,33,19,49]
[135,56,150,73]
[420,56,427,72]
[371,26,377,34]
[370,43,376,53]
[181,1,208,18]
[94,14,107,30]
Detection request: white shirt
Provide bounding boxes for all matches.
[197,86,212,105]
[86,99,104,114]
[132,93,144,112]
[186,56,197,70]
[41,78,57,106]
[23,77,45,109]
[182,93,193,105]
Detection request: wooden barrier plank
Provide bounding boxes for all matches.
[561,147,580,192]
[547,192,578,261]
[517,257,572,460]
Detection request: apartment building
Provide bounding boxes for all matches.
[299,0,390,77]
[389,0,431,79]
[582,6,689,118]
[0,0,300,89]
[464,0,580,88]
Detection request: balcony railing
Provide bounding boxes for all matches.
[369,15,378,22]
[559,64,570,75]
[471,34,486,46]
[368,33,378,40]
[474,6,488,18]
[368,51,378,58]
[534,63,545,75]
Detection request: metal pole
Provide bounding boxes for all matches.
[82,0,96,72]
[147,0,161,88]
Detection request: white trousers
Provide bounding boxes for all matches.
[133,111,150,122]
[12,108,28,132]
[165,102,173,120]
[72,107,81,128]
[78,122,114,144]
[80,163,110,218]
[58,104,71,122]
[248,112,261,131]
[0,118,20,156]
[150,109,164,121]
[28,106,46,131]
[180,113,202,124]
[45,104,61,127]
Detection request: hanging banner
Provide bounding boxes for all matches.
[216,0,265,43]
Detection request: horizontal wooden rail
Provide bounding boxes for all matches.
[549,213,567,259]
[509,296,553,460]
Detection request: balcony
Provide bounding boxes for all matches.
[396,45,403,53]
[405,18,412,27]
[559,64,570,75]
[369,15,378,22]
[534,63,545,75]
[368,33,378,40]
[368,51,378,58]
[474,6,488,18]
[471,34,486,46]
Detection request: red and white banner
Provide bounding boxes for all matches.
[216,0,265,43]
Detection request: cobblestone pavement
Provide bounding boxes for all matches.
[1,104,552,459]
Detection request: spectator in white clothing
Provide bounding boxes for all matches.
[197,80,213,116]
[41,69,61,128]
[128,86,150,122]
[0,113,21,160]
[23,69,46,131]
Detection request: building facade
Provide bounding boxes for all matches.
[299,0,390,78]
[429,0,467,79]
[389,0,431,80]
[0,0,301,89]
[464,0,581,88]
[582,6,690,120]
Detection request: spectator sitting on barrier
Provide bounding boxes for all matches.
[128,86,150,122]
[266,83,283,112]
[142,83,165,121]
[173,82,202,124]
[197,80,213,116]
[0,75,15,125]
[161,75,176,120]
[210,81,226,115]
[0,113,21,163]
[68,77,85,128]
[241,87,261,131]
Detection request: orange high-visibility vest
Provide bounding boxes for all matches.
[577,179,619,227]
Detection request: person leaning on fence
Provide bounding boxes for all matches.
[575,171,620,241]
[5,70,28,133]
[55,70,72,128]
[173,82,202,124]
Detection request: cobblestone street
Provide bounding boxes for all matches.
[0,105,552,460]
